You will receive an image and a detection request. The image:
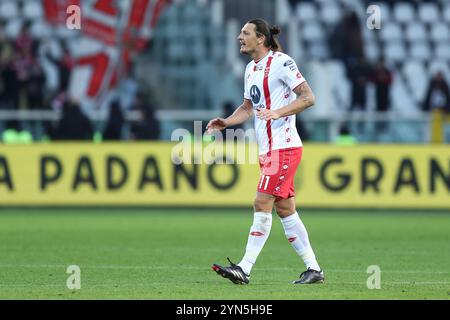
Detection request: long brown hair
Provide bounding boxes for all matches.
[248,18,282,52]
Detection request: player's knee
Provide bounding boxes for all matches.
[253,194,273,213]
[274,202,294,218]
[253,201,270,213]
[275,207,291,218]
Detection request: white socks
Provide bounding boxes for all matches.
[280,212,321,271]
[237,211,320,275]
[238,212,272,275]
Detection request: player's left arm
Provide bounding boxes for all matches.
[257,82,315,121]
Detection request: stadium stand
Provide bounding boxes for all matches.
[0,0,449,142]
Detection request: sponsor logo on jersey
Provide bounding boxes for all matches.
[253,65,264,71]
[250,85,261,104]
[284,60,297,71]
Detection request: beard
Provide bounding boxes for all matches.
[240,46,252,55]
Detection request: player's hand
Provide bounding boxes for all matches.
[206,118,228,133]
[256,109,281,121]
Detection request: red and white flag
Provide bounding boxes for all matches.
[43,0,170,105]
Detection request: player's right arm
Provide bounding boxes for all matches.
[206,99,253,133]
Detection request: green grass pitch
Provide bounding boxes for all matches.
[0,208,449,300]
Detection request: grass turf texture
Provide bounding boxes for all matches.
[0,209,449,300]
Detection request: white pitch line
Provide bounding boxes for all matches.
[0,282,450,289]
[0,264,449,275]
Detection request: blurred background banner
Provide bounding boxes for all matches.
[0,143,448,208]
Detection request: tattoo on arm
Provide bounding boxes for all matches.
[293,82,315,107]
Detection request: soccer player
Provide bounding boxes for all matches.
[207,19,324,285]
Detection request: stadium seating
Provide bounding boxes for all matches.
[393,2,415,25]
[0,0,19,20]
[436,43,450,60]
[380,22,402,42]
[364,41,380,62]
[1,0,449,143]
[402,60,428,104]
[418,3,440,25]
[374,2,391,22]
[445,4,450,23]
[410,42,432,62]
[296,2,318,23]
[430,22,450,43]
[22,1,44,20]
[405,23,428,43]
[429,60,450,82]
[302,22,326,42]
[30,20,50,39]
[4,17,22,38]
[320,3,341,26]
[282,0,450,142]
[384,42,406,63]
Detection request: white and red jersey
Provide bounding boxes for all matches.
[244,50,306,155]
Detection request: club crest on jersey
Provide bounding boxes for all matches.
[250,85,261,104]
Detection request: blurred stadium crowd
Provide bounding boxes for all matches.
[0,0,449,143]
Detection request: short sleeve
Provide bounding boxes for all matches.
[279,58,306,90]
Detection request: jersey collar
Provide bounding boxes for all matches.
[254,50,272,64]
